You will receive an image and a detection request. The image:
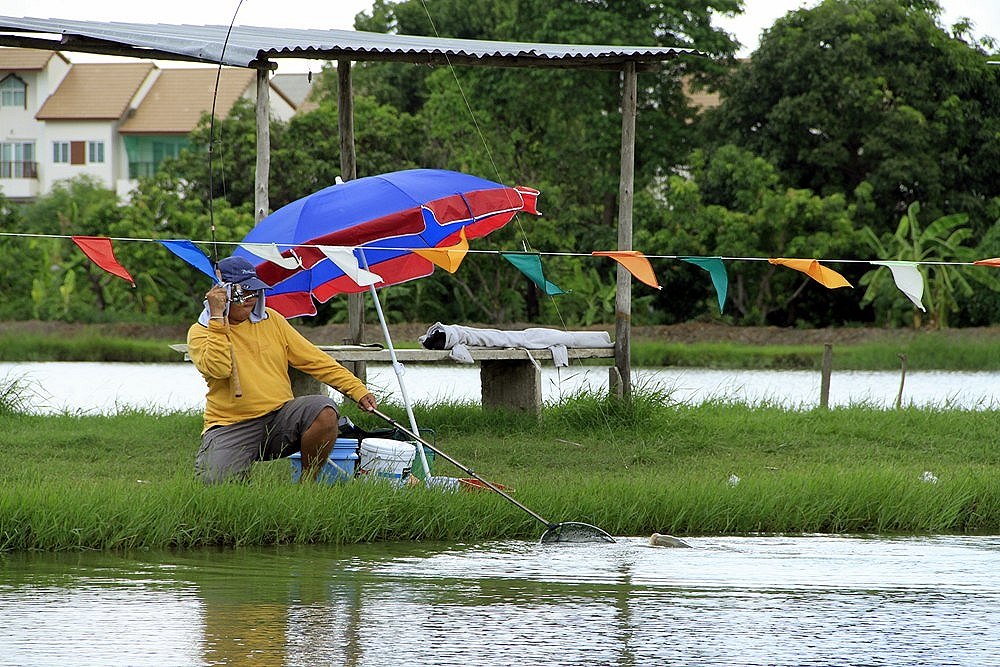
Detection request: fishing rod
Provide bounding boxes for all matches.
[207,0,247,264]
[370,408,614,544]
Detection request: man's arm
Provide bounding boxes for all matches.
[187,320,233,379]
[279,317,372,403]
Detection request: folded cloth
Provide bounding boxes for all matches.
[419,323,612,367]
[420,323,613,350]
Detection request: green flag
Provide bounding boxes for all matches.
[681,256,728,313]
[502,253,566,296]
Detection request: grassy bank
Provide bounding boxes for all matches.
[631,335,1000,370]
[0,331,179,363]
[1,388,997,551]
[2,323,999,370]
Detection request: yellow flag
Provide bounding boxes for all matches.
[592,250,661,289]
[413,228,469,273]
[768,258,852,289]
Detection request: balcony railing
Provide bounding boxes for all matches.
[0,160,38,179]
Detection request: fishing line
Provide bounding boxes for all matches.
[0,232,985,267]
[417,1,570,326]
[207,0,247,263]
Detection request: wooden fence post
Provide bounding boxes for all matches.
[820,343,833,408]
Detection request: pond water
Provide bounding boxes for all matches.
[2,362,1000,415]
[2,535,998,666]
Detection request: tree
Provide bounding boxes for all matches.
[310,0,741,324]
[701,0,1000,237]
[639,145,864,325]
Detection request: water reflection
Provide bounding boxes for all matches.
[3,362,1000,414]
[2,536,998,666]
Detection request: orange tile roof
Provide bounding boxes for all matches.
[0,47,67,71]
[36,62,155,120]
[119,67,256,134]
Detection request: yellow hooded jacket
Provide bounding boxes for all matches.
[187,308,370,432]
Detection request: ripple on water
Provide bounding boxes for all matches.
[2,535,997,666]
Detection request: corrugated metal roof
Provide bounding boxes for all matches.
[0,46,67,71]
[35,61,154,120]
[119,67,255,134]
[0,16,702,69]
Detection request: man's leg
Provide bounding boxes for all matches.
[195,420,266,483]
[298,406,339,482]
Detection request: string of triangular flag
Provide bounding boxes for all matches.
[4,231,1000,316]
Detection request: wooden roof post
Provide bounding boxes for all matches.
[254,63,271,223]
[614,61,637,401]
[339,58,366,381]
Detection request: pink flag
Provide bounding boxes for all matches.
[71,236,135,286]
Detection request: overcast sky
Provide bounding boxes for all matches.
[4,0,998,66]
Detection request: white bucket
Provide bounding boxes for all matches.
[358,438,415,480]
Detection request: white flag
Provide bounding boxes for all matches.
[319,246,383,287]
[870,261,926,311]
[239,243,301,270]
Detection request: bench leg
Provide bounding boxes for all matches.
[481,360,541,415]
[289,366,324,397]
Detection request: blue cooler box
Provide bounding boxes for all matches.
[289,438,359,483]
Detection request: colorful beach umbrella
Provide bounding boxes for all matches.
[237,169,540,317]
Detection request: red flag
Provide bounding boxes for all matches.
[71,236,135,286]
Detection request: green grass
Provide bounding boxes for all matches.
[0,332,179,362]
[1,387,997,551]
[631,336,1000,370]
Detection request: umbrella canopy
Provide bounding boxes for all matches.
[237,169,540,317]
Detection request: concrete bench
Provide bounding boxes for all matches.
[171,344,616,414]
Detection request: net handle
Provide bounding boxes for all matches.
[371,409,555,531]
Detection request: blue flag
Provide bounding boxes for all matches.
[160,240,217,282]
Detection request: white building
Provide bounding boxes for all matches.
[0,47,297,201]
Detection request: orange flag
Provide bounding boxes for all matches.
[973,258,1000,267]
[592,250,661,289]
[413,227,469,273]
[71,236,135,286]
[768,258,851,289]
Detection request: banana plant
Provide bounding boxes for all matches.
[859,202,996,328]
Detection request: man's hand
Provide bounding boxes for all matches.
[357,393,377,412]
[205,284,228,317]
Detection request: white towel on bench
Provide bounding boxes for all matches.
[420,323,612,367]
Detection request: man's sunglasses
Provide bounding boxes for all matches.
[230,284,263,304]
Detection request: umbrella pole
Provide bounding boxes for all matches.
[358,247,431,479]
[367,284,432,478]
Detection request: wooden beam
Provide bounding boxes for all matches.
[254,65,271,224]
[339,59,366,382]
[614,62,637,400]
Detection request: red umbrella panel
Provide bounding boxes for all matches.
[236,169,539,317]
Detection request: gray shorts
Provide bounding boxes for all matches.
[195,395,339,483]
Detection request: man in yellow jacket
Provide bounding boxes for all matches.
[188,255,377,483]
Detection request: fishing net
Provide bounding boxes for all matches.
[540,522,615,544]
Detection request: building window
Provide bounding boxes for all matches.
[0,75,26,108]
[1,141,36,178]
[53,141,69,164]
[88,141,105,163]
